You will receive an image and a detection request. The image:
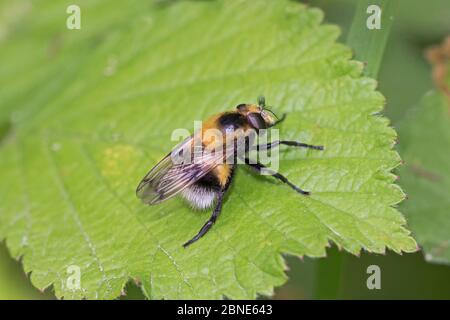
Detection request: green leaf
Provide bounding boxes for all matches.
[0,0,416,299]
[398,90,450,265]
[0,243,51,299]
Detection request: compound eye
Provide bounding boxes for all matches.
[236,103,247,111]
[247,112,267,130]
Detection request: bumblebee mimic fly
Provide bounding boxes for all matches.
[136,96,324,248]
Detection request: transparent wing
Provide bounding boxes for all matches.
[136,134,232,205]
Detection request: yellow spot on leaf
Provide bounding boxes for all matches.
[101,144,139,179]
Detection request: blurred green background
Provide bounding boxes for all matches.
[0,0,449,299]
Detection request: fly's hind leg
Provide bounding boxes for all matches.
[183,167,235,248]
[182,190,225,248]
[244,158,310,195]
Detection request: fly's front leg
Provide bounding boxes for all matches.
[253,140,324,152]
[272,113,287,126]
[244,157,310,195]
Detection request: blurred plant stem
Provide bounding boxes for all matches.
[346,0,398,78]
[313,0,397,299]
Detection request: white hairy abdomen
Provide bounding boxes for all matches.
[181,185,217,210]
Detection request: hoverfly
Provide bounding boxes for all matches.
[136,97,323,247]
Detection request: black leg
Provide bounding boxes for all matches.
[182,191,225,248]
[183,167,235,248]
[253,140,324,151]
[272,113,287,126]
[244,158,310,195]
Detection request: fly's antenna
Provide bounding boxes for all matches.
[258,95,281,120]
[265,107,280,120]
